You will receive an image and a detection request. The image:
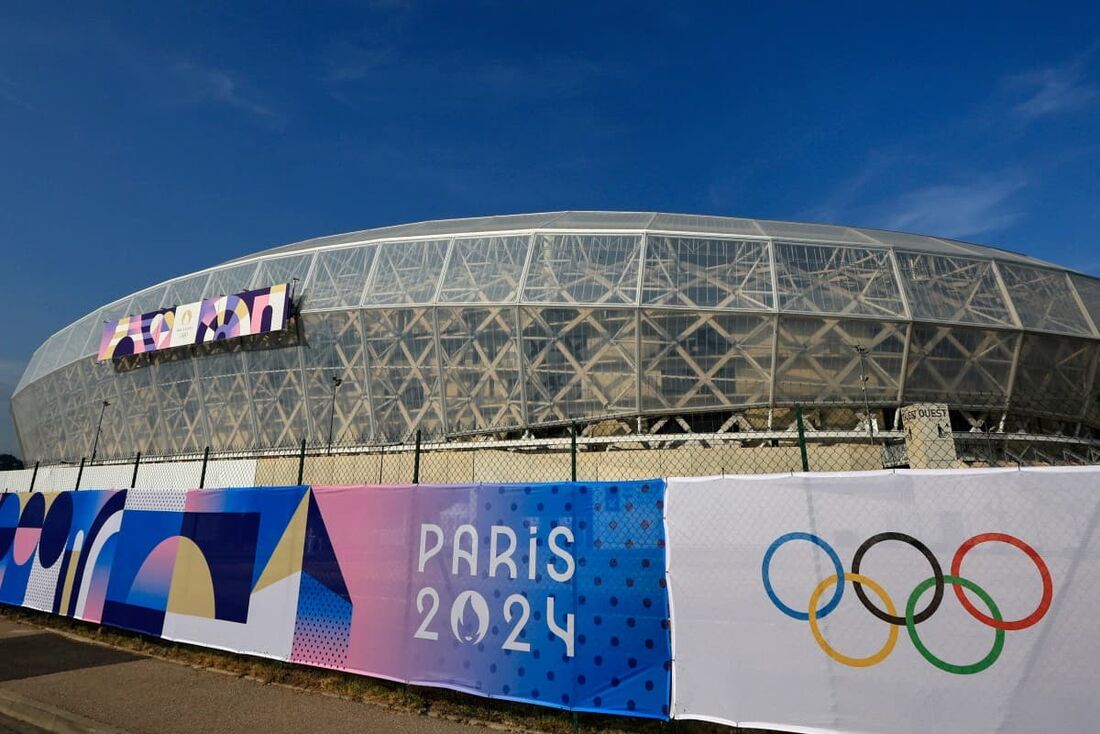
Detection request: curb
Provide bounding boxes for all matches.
[0,689,128,734]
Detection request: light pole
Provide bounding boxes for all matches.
[91,400,110,463]
[854,345,874,445]
[327,376,343,454]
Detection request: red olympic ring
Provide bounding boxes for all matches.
[950,532,1053,631]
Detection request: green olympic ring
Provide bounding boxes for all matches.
[906,575,1005,675]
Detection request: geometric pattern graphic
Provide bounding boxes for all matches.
[98,283,291,361]
[290,492,352,669]
[0,481,671,721]
[12,213,1100,461]
[0,490,128,619]
[0,486,306,657]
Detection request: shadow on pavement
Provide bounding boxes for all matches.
[0,632,143,682]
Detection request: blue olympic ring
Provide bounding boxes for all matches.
[762,532,845,621]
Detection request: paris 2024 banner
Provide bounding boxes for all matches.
[665,467,1100,734]
[0,481,672,719]
[5,467,1100,731]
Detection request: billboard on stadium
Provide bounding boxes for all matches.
[97,283,291,361]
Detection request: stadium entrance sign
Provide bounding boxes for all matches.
[900,402,956,468]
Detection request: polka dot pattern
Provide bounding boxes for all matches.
[23,550,63,612]
[124,488,187,513]
[291,573,352,669]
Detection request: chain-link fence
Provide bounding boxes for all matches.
[3,393,1098,493]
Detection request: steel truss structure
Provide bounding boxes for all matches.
[11,212,1100,463]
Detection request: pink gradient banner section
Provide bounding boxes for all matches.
[310,484,413,678]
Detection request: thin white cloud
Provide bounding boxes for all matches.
[324,42,394,84]
[800,153,911,225]
[0,74,32,110]
[173,61,280,123]
[1009,45,1100,120]
[876,176,1027,239]
[323,37,642,107]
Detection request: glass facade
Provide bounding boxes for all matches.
[11,213,1100,462]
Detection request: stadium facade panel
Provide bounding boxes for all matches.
[10,212,1100,463]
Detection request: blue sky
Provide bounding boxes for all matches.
[2,2,1099,456]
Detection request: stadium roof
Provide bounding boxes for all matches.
[224,211,1064,270]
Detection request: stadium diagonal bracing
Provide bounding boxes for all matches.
[10,212,1100,464]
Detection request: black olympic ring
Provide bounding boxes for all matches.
[851,532,944,626]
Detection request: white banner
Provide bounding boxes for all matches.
[667,467,1100,734]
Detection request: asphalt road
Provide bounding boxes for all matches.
[0,712,48,734]
[0,617,491,734]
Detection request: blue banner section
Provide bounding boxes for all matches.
[396,480,671,717]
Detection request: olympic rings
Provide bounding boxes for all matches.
[762,532,845,621]
[906,575,1005,675]
[762,531,1052,674]
[951,533,1053,631]
[809,573,898,667]
[851,532,943,626]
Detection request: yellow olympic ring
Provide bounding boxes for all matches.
[808,573,898,668]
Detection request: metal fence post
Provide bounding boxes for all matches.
[795,405,810,472]
[412,429,422,484]
[30,460,39,491]
[297,438,306,485]
[199,446,210,489]
[570,423,578,482]
[75,456,86,490]
[131,452,141,489]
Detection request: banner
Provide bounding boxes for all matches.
[0,486,307,657]
[666,467,1100,734]
[102,486,308,660]
[0,480,671,719]
[300,482,671,717]
[97,283,291,361]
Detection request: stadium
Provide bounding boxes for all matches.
[9,211,1100,470]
